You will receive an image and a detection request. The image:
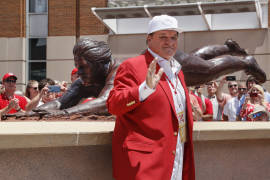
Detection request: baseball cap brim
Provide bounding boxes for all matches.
[2,73,17,82]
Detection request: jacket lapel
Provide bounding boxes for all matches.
[178,71,189,103]
[158,75,178,118]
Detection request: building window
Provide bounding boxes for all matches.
[29,0,47,13]
[29,38,46,81]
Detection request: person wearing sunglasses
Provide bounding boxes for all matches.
[0,73,27,118]
[25,80,39,102]
[214,76,239,120]
[240,84,270,121]
[206,81,223,121]
[193,85,213,121]
[235,76,270,120]
[223,82,247,121]
[25,78,56,111]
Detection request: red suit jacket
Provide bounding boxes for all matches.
[107,51,195,180]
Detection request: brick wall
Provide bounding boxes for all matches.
[48,0,76,36]
[80,0,108,35]
[0,0,25,37]
[49,0,108,36]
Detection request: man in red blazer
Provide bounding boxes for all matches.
[107,15,195,180]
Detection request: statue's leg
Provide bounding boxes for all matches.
[180,55,266,86]
[190,39,247,60]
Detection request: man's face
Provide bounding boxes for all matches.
[3,77,16,94]
[71,73,79,83]
[206,81,216,95]
[147,30,178,60]
[238,84,247,97]
[74,56,92,86]
[228,81,238,95]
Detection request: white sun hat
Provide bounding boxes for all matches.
[147,14,183,34]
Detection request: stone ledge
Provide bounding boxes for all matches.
[193,122,270,141]
[0,121,269,149]
[0,121,114,149]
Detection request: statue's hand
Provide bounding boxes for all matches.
[225,39,247,56]
[2,111,37,120]
[43,109,68,118]
[32,108,51,116]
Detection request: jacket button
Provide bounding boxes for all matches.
[174,132,178,136]
[172,150,176,155]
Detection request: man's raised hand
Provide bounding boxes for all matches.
[146,57,164,89]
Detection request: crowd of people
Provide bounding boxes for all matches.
[187,75,270,121]
[0,68,79,119]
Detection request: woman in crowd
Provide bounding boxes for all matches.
[25,80,39,102]
[25,78,56,111]
[240,84,270,121]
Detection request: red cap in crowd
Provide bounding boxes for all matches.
[2,73,17,82]
[71,68,78,75]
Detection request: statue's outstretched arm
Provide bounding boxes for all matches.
[175,39,265,86]
[190,39,247,60]
[180,54,266,86]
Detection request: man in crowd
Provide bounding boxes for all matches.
[189,88,203,121]
[214,76,239,120]
[107,15,195,180]
[193,85,213,121]
[0,73,27,118]
[206,81,224,121]
[217,76,238,104]
[223,82,247,121]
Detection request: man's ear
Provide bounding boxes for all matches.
[146,34,153,45]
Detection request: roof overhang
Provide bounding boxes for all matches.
[91,0,268,34]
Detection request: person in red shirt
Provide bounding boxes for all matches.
[193,85,213,121]
[0,73,27,119]
[71,68,79,83]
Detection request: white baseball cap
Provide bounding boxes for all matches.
[147,15,182,34]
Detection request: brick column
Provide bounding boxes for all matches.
[80,0,108,35]
[0,0,25,37]
[48,0,108,37]
[48,0,76,36]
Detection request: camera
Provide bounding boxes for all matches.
[48,85,61,93]
[226,76,236,81]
